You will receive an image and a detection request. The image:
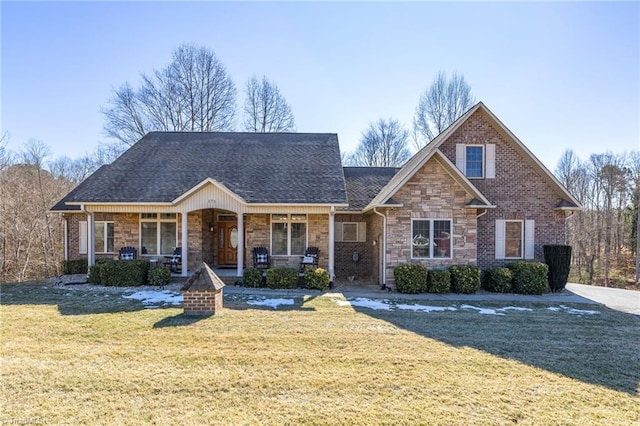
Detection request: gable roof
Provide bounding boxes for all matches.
[52,132,348,209]
[341,167,400,212]
[366,102,581,211]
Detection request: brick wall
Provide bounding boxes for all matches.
[335,213,373,280]
[183,289,223,316]
[383,158,478,286]
[438,110,567,269]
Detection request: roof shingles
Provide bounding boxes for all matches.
[53,132,348,209]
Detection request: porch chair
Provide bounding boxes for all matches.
[119,246,137,260]
[299,247,319,272]
[252,247,271,269]
[163,247,182,273]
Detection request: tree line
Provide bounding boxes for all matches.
[556,150,639,287]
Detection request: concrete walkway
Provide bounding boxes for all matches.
[224,282,640,315]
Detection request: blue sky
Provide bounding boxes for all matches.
[2,1,638,171]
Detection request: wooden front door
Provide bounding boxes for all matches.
[219,222,239,265]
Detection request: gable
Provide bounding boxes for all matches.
[438,107,581,209]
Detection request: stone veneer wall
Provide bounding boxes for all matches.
[437,110,567,269]
[244,213,329,270]
[384,158,478,286]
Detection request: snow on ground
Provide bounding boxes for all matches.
[548,305,601,315]
[246,297,295,309]
[335,298,598,316]
[123,290,183,307]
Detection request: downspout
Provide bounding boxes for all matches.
[372,208,387,289]
[476,209,488,219]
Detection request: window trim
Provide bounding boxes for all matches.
[270,214,308,256]
[410,219,453,260]
[465,144,485,179]
[139,213,178,256]
[504,220,524,260]
[94,221,114,254]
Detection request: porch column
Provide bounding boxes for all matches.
[328,208,335,279]
[87,212,95,266]
[181,212,188,276]
[236,214,244,277]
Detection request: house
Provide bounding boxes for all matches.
[51,102,581,286]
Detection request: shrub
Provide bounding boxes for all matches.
[305,268,330,291]
[508,261,549,295]
[483,267,513,293]
[449,265,481,294]
[62,258,88,275]
[243,268,264,288]
[101,260,150,287]
[88,259,113,284]
[266,268,299,289]
[427,270,451,294]
[543,245,572,292]
[148,267,171,286]
[393,264,427,294]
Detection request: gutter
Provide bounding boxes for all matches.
[372,208,387,289]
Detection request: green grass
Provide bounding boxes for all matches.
[1,282,639,425]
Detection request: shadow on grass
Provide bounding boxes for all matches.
[0,283,178,316]
[153,313,209,328]
[349,302,640,395]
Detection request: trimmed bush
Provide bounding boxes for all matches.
[393,264,427,294]
[88,259,113,284]
[148,267,171,286]
[427,270,451,294]
[266,268,299,289]
[101,260,150,287]
[449,265,481,294]
[544,244,572,292]
[62,258,88,275]
[305,268,330,291]
[508,261,549,295]
[483,267,513,293]
[243,268,264,288]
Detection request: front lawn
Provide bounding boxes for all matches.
[1,283,638,425]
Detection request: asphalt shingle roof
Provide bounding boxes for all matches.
[52,132,348,209]
[341,167,400,211]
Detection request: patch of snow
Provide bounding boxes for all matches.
[123,290,183,307]
[498,306,533,312]
[547,307,561,311]
[460,304,505,315]
[246,298,295,309]
[395,303,457,313]
[342,298,393,311]
[559,305,601,315]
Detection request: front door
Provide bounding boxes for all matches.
[219,222,238,265]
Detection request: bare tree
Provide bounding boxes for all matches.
[243,75,295,132]
[347,118,411,167]
[102,44,237,146]
[413,72,475,150]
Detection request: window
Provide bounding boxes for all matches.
[411,219,452,259]
[94,222,114,253]
[335,222,366,242]
[456,144,495,179]
[140,213,177,256]
[271,214,307,256]
[466,146,484,178]
[496,219,535,260]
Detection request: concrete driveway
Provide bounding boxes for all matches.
[565,283,640,315]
